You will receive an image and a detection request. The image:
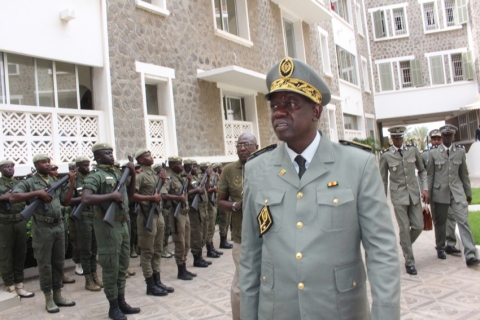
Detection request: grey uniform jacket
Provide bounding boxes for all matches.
[379,145,427,205]
[427,145,471,204]
[240,133,400,320]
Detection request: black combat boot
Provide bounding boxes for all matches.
[117,293,140,314]
[211,242,223,255]
[177,264,193,281]
[184,264,197,277]
[193,254,209,267]
[153,272,174,293]
[108,299,126,320]
[219,236,233,249]
[207,243,222,257]
[146,276,168,296]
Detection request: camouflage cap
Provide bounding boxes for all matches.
[75,156,90,163]
[212,162,223,169]
[440,125,458,135]
[388,126,407,138]
[168,156,183,162]
[92,142,113,153]
[0,159,14,167]
[198,162,210,168]
[183,159,197,165]
[429,129,441,138]
[135,148,150,160]
[32,154,50,164]
[265,57,331,105]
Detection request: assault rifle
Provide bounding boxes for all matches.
[210,168,218,205]
[70,176,85,222]
[173,170,191,233]
[103,156,133,227]
[191,164,212,212]
[20,168,77,222]
[0,167,36,211]
[144,162,166,231]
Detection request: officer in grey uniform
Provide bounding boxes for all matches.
[380,126,429,275]
[427,125,480,266]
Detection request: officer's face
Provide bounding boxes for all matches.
[391,136,403,148]
[430,136,442,147]
[137,152,154,166]
[191,165,198,175]
[35,159,51,175]
[0,163,15,178]
[49,168,58,177]
[442,133,454,146]
[76,161,90,175]
[270,92,321,151]
[169,161,183,174]
[95,150,115,165]
[236,134,258,164]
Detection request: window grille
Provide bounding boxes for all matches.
[424,3,438,30]
[399,61,412,88]
[393,8,406,35]
[444,0,455,27]
[451,53,463,82]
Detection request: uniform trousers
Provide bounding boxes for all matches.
[170,210,190,265]
[219,209,231,238]
[0,220,27,286]
[446,206,457,246]
[206,203,217,244]
[32,219,64,293]
[189,204,207,255]
[392,195,423,266]
[76,214,97,274]
[433,194,477,258]
[94,218,129,301]
[231,242,241,320]
[129,212,138,250]
[137,211,164,277]
[67,217,81,263]
[163,208,171,248]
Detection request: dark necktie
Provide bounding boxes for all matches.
[447,149,450,156]
[398,149,403,157]
[294,155,307,179]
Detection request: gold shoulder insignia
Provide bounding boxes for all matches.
[339,140,372,153]
[456,144,465,149]
[247,144,277,162]
[257,205,274,237]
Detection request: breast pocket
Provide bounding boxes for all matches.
[387,162,400,174]
[435,161,445,172]
[255,189,285,233]
[316,187,356,231]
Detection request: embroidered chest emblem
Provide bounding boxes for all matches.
[257,205,274,237]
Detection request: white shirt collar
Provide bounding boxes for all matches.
[442,144,450,150]
[285,131,321,173]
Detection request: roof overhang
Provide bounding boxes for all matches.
[197,66,267,94]
[460,95,480,111]
[271,0,332,24]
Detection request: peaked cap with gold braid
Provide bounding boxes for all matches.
[265,57,331,105]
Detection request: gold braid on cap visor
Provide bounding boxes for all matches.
[269,77,322,104]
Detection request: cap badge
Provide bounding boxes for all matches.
[438,165,442,169]
[396,128,401,133]
[278,57,294,78]
[393,167,397,172]
[257,205,274,237]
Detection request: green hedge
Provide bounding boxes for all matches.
[469,211,480,246]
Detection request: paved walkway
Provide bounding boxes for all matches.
[1,203,480,319]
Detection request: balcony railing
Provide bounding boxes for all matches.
[344,129,364,141]
[224,120,253,156]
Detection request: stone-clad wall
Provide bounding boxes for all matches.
[365,0,470,93]
[471,0,480,92]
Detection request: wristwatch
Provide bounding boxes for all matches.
[232,202,237,212]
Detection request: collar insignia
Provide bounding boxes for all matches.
[257,205,274,237]
[279,169,287,176]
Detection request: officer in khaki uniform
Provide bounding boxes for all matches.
[240,58,400,320]
[155,163,173,259]
[422,130,461,256]
[68,156,103,292]
[215,163,233,249]
[427,125,480,267]
[81,143,140,320]
[162,156,196,280]
[380,126,429,275]
[132,149,174,297]
[0,159,34,298]
[11,154,76,313]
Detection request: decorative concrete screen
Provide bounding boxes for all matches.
[224,120,253,155]
[148,115,167,160]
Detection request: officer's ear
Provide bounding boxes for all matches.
[312,104,322,121]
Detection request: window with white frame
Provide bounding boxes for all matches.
[281,11,305,61]
[420,0,467,32]
[336,46,357,85]
[283,19,296,58]
[223,96,246,121]
[427,50,474,85]
[366,116,376,139]
[399,61,412,88]
[135,0,170,16]
[376,57,425,91]
[361,57,370,92]
[318,28,332,75]
[423,2,438,31]
[344,114,358,130]
[213,0,251,45]
[0,53,5,104]
[332,0,351,23]
[451,53,463,82]
[444,0,455,26]
[356,3,363,35]
[370,4,408,40]
[429,55,445,84]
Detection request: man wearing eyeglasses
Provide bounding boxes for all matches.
[217,133,258,320]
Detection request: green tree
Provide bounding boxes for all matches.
[404,126,429,151]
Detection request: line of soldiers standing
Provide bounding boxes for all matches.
[380,125,479,277]
[0,143,235,320]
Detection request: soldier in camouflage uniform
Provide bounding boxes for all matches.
[380,126,429,275]
[154,163,173,259]
[0,159,34,298]
[11,154,76,313]
[68,156,103,292]
[132,149,174,297]
[81,143,140,320]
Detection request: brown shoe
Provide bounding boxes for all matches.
[62,275,76,284]
[126,269,136,276]
[91,271,104,288]
[85,274,101,292]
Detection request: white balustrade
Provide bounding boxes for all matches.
[344,129,364,141]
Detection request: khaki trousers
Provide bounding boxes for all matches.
[231,242,240,320]
[137,212,164,277]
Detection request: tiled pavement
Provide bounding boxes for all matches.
[1,203,480,319]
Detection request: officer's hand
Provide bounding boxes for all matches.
[213,186,218,193]
[206,168,212,176]
[112,190,124,203]
[186,173,193,180]
[196,186,204,194]
[126,161,135,176]
[38,188,53,203]
[237,200,243,211]
[152,190,162,203]
[467,196,472,204]
[421,190,429,204]
[179,194,187,203]
[158,170,167,180]
[68,170,76,184]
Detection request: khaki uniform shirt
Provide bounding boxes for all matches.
[75,171,93,213]
[135,166,164,215]
[164,170,189,214]
[83,165,129,218]
[218,159,244,244]
[0,176,26,222]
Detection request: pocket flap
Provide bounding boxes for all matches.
[436,161,445,165]
[335,259,366,293]
[453,160,462,165]
[316,187,354,206]
[388,162,399,167]
[434,182,441,189]
[260,261,274,289]
[255,189,285,206]
[390,182,399,190]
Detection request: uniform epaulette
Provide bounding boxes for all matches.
[456,144,465,149]
[339,140,372,153]
[406,143,417,148]
[432,145,439,149]
[247,144,277,162]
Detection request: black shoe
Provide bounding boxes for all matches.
[406,265,417,275]
[108,299,127,320]
[153,273,174,293]
[117,294,140,314]
[210,242,223,255]
[445,245,461,255]
[177,264,193,281]
[145,276,168,296]
[219,236,233,249]
[466,257,480,267]
[437,250,446,259]
[206,244,221,258]
[193,254,209,268]
[184,265,197,277]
